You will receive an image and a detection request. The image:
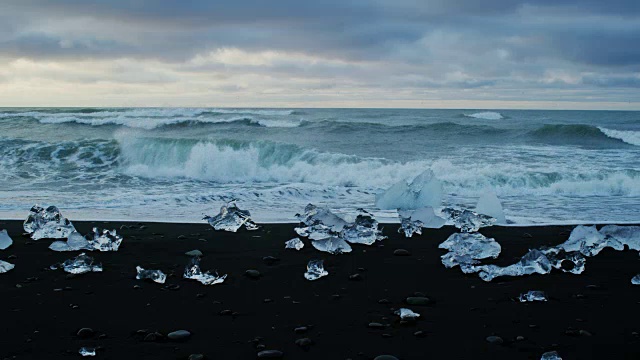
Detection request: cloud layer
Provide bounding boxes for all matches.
[1,1,639,108]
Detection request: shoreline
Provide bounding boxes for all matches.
[1,220,639,359]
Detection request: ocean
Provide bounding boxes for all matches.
[0,108,638,224]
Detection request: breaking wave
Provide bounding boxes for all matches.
[463,111,504,120]
[528,124,638,146]
[598,127,640,146]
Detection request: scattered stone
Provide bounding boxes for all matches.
[167,330,191,341]
[185,250,203,257]
[178,235,187,239]
[257,350,284,358]
[349,274,362,281]
[262,256,280,265]
[144,333,160,342]
[188,354,205,360]
[393,249,411,256]
[378,299,390,304]
[486,335,504,345]
[295,337,313,349]
[219,310,233,316]
[368,322,385,329]
[245,269,261,279]
[374,356,399,360]
[516,336,525,341]
[406,297,431,306]
[294,326,308,334]
[414,330,425,337]
[76,328,94,338]
[263,298,272,303]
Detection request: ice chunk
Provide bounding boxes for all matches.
[439,232,501,268]
[295,204,348,239]
[304,259,328,281]
[474,249,552,282]
[476,189,506,224]
[540,351,562,360]
[136,266,167,284]
[0,260,15,273]
[285,237,304,250]
[203,201,259,232]
[23,205,76,240]
[599,225,640,252]
[632,274,640,285]
[79,347,96,357]
[0,229,13,250]
[395,308,420,320]
[339,209,386,245]
[442,207,496,232]
[375,170,443,210]
[398,207,446,238]
[49,228,123,252]
[57,253,103,274]
[559,225,640,257]
[519,290,548,302]
[183,256,227,285]
[311,237,352,255]
[542,248,586,274]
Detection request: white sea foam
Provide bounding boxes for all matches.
[598,127,640,146]
[464,111,504,120]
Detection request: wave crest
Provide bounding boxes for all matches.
[463,111,504,120]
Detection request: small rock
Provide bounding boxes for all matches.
[406,297,431,306]
[133,285,141,290]
[245,270,261,279]
[144,333,159,342]
[263,298,273,303]
[178,235,187,239]
[374,356,399,360]
[516,336,525,341]
[185,250,203,257]
[579,330,592,336]
[219,310,233,316]
[257,350,284,358]
[368,322,385,329]
[393,249,411,256]
[414,330,425,337]
[76,328,94,339]
[294,326,308,334]
[167,330,191,341]
[188,355,205,360]
[486,336,504,345]
[349,274,362,281]
[262,256,280,265]
[295,337,312,349]
[378,299,390,304]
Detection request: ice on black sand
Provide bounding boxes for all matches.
[519,290,547,302]
[285,237,304,250]
[398,207,445,238]
[52,253,102,274]
[395,308,420,320]
[24,205,76,240]
[203,200,259,232]
[442,207,496,233]
[183,257,227,285]
[304,259,328,281]
[136,266,167,284]
[49,228,123,252]
[0,229,13,250]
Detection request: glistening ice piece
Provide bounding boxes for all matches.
[23,205,76,240]
[204,201,259,232]
[136,266,167,284]
[183,257,227,285]
[304,259,328,280]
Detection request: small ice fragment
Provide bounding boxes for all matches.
[183,257,227,285]
[632,274,640,285]
[23,205,76,240]
[203,200,259,232]
[395,308,420,320]
[474,249,552,282]
[476,189,506,224]
[442,207,496,232]
[375,170,443,210]
[519,290,548,302]
[59,253,102,274]
[0,229,13,250]
[304,259,328,281]
[541,351,562,360]
[311,237,352,255]
[0,260,15,273]
[136,266,167,284]
[285,238,304,250]
[294,204,348,239]
[439,232,501,268]
[79,347,96,357]
[339,209,386,245]
[398,210,423,238]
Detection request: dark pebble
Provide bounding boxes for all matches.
[349,274,362,281]
[245,270,261,279]
[144,333,159,342]
[177,235,187,239]
[76,328,94,339]
[295,337,313,349]
[294,326,308,334]
[262,256,280,265]
[220,310,233,316]
[167,330,191,341]
[393,249,411,256]
[263,298,273,303]
[374,356,399,360]
[378,299,390,304]
[188,355,205,360]
[414,330,425,337]
[257,350,284,358]
[486,336,504,345]
[368,322,385,329]
[406,297,431,306]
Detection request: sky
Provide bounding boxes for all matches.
[0,1,639,109]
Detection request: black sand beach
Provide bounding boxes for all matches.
[1,220,639,359]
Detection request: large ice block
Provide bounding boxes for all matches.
[204,201,259,232]
[0,260,15,273]
[295,204,348,240]
[49,228,123,252]
[0,230,13,250]
[56,253,103,274]
[23,205,76,240]
[519,290,547,302]
[339,209,386,245]
[375,170,443,210]
[559,225,640,257]
[183,257,227,285]
[476,189,506,224]
[136,266,167,284]
[285,237,304,250]
[439,232,501,268]
[304,259,328,280]
[442,207,496,232]
[311,237,352,255]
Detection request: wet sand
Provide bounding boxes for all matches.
[0,220,639,359]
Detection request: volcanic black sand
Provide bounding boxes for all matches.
[0,220,639,359]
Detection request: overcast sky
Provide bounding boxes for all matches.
[0,0,639,109]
